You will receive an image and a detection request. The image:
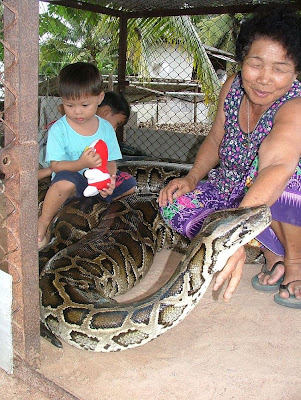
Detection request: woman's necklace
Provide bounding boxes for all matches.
[247,97,250,134]
[245,97,265,150]
[242,97,251,149]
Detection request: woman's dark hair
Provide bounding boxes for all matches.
[58,62,103,99]
[236,7,301,71]
[99,91,131,123]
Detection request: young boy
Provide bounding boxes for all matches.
[38,92,131,181]
[38,63,136,247]
[57,91,131,131]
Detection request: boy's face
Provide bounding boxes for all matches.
[62,93,104,125]
[97,105,127,130]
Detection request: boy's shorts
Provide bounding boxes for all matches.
[51,170,136,203]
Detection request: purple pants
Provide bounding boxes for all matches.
[160,181,301,257]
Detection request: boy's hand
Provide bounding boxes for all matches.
[99,175,116,198]
[80,147,102,169]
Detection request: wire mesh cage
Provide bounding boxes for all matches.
[0,0,299,383]
[37,1,241,165]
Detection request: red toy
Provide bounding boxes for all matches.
[83,139,111,197]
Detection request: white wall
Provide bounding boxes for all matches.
[125,127,206,164]
[131,98,209,124]
[0,270,13,373]
[145,44,193,81]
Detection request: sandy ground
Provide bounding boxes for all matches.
[1,188,301,399]
[1,246,301,400]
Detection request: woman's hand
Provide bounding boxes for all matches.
[213,246,246,301]
[158,175,197,207]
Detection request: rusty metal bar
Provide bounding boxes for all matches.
[1,0,40,368]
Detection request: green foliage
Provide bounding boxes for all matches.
[39,4,120,77]
[38,5,242,115]
[195,13,244,75]
[126,15,223,117]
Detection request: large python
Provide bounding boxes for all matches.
[38,161,271,352]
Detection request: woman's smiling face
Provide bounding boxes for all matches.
[241,37,298,109]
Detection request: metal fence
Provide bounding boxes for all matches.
[0,0,241,377]
[0,0,299,394]
[37,2,240,165]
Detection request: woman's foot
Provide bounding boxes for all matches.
[252,261,284,291]
[278,258,301,300]
[274,259,301,308]
[270,223,301,308]
[251,249,284,291]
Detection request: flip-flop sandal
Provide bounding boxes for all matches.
[274,281,301,309]
[251,261,284,292]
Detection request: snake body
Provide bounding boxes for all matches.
[39,161,271,352]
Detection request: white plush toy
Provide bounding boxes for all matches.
[83,139,111,197]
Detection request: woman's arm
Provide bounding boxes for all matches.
[215,97,301,301]
[240,98,301,208]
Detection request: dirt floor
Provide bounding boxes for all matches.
[1,246,301,400]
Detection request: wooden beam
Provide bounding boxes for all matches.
[126,2,301,18]
[43,0,301,18]
[45,0,122,17]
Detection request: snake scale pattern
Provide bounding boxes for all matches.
[38,161,271,352]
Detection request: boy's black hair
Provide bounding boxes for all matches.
[236,7,301,71]
[99,91,131,123]
[58,62,103,99]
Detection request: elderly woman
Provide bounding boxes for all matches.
[158,8,301,309]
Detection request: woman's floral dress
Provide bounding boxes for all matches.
[160,73,301,256]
